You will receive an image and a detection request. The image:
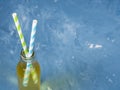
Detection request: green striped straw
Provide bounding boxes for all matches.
[12,13,28,56]
[12,13,30,87]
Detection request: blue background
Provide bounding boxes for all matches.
[0,0,120,90]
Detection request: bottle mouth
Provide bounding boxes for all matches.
[20,50,35,62]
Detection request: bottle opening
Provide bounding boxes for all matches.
[20,50,35,62]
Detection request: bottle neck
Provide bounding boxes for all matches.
[20,50,35,63]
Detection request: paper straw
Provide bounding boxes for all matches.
[12,13,28,56]
[28,20,38,57]
[30,66,38,84]
[22,62,31,87]
[28,20,38,84]
[23,20,38,86]
[22,20,38,86]
[12,13,30,86]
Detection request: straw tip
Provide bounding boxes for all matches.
[33,20,38,24]
[12,13,17,17]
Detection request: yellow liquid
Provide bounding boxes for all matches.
[17,60,41,90]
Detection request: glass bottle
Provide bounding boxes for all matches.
[16,50,41,90]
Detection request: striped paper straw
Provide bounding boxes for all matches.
[22,62,31,87]
[22,20,38,86]
[12,13,28,56]
[28,20,38,57]
[12,13,30,87]
[30,66,38,84]
[28,20,38,84]
[23,20,38,86]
